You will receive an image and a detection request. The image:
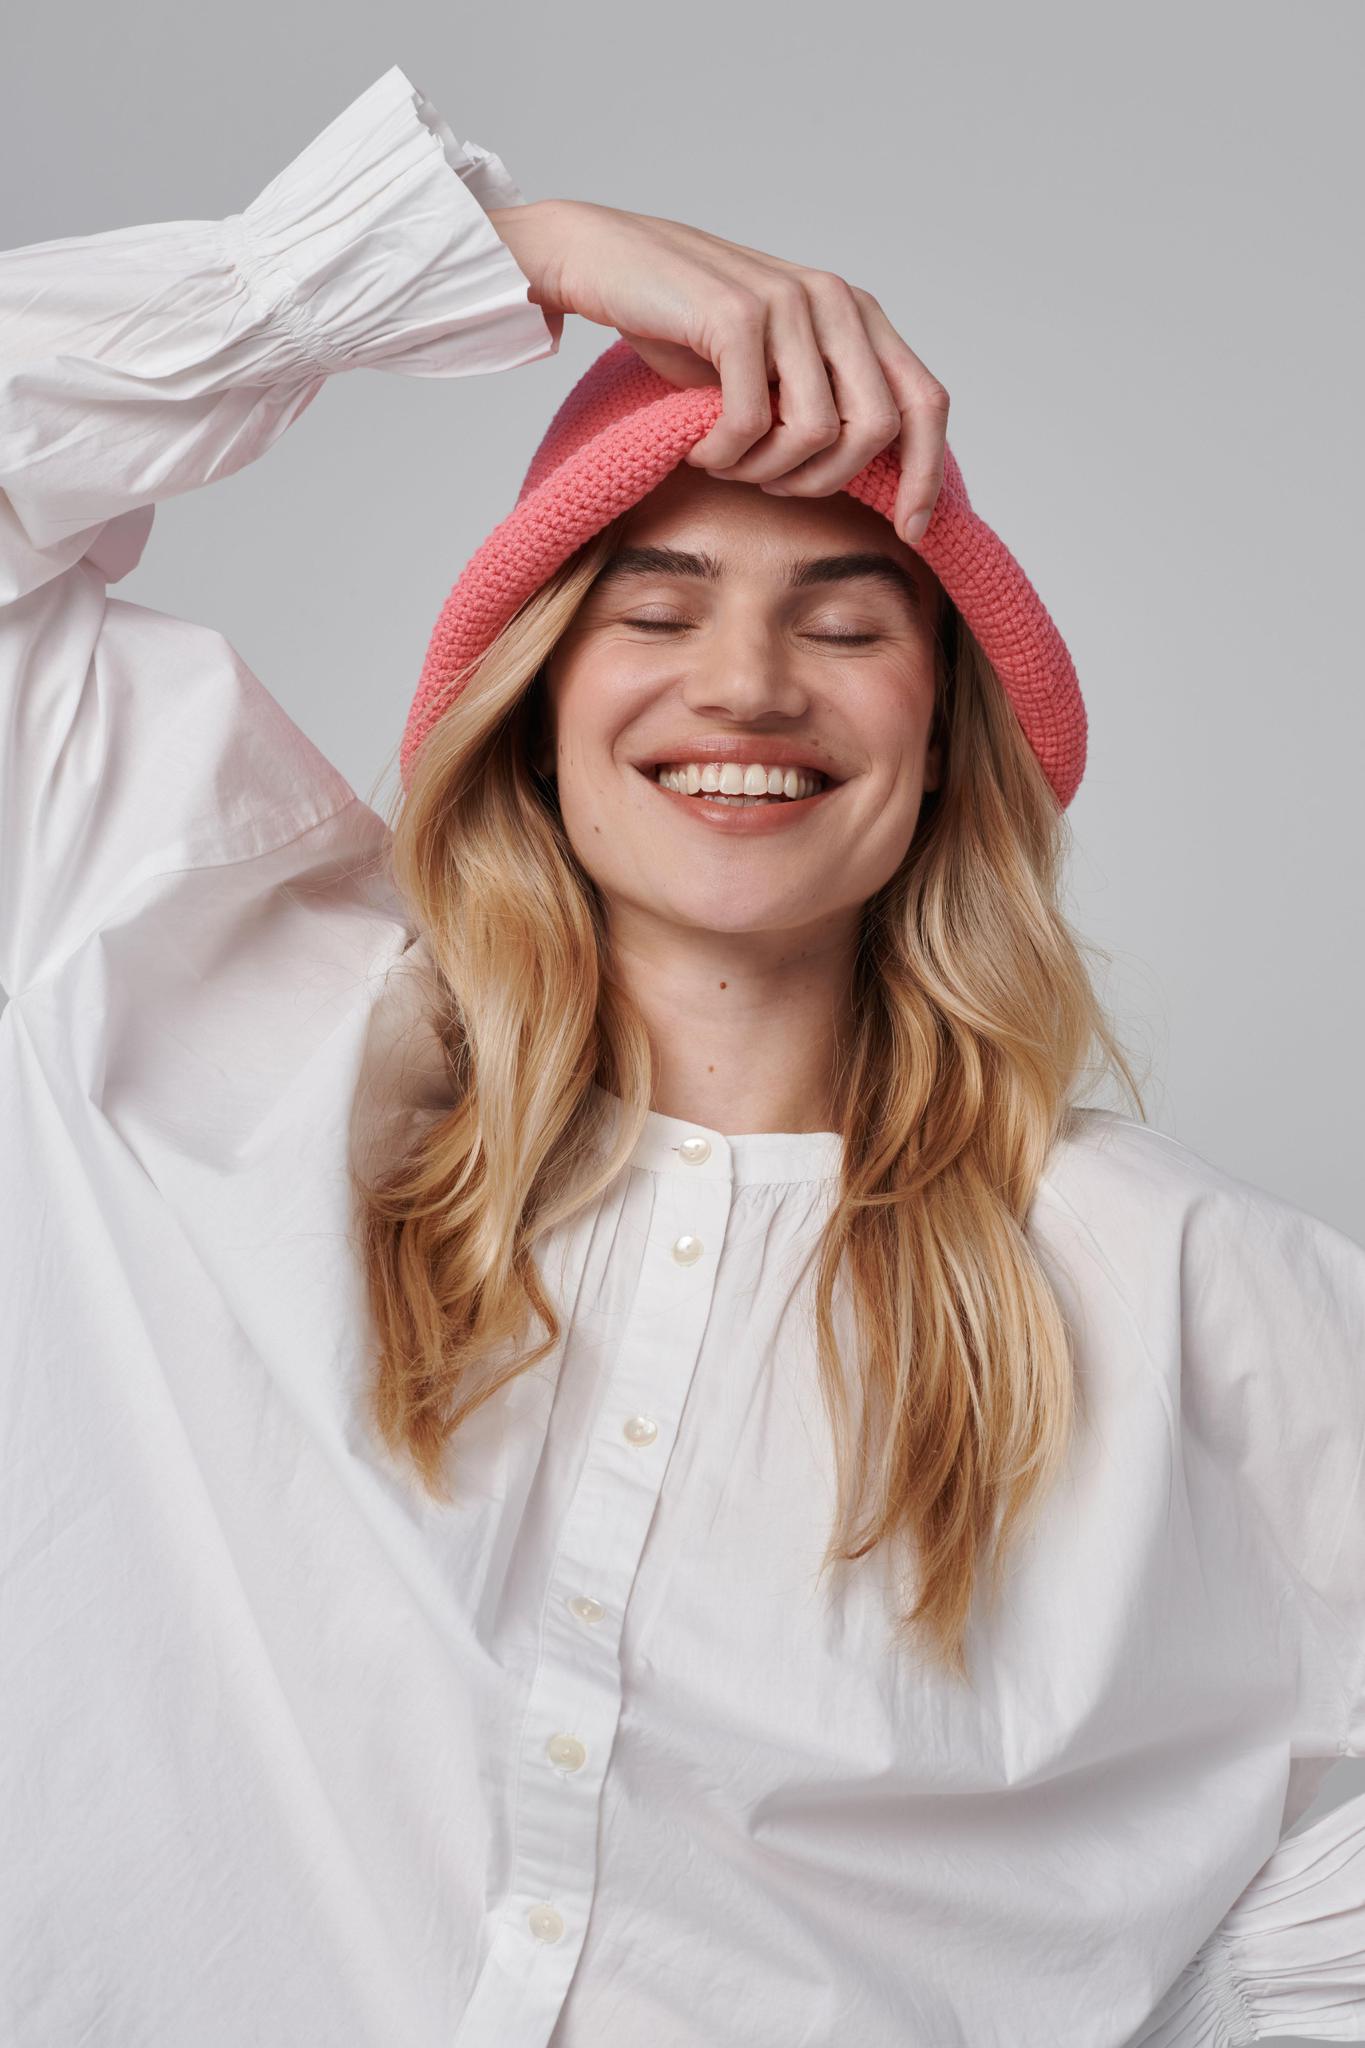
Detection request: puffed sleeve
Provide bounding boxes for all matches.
[1127,1163,1365,2047]
[1176,1172,1365,1756]
[1131,1790,1365,2044]
[0,62,557,999]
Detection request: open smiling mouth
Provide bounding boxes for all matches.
[653,764,828,805]
[634,763,841,828]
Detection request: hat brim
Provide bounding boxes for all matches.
[401,339,1085,808]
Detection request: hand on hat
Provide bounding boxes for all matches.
[486,198,947,546]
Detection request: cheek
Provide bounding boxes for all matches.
[546,652,651,779]
[871,682,941,799]
[555,719,674,873]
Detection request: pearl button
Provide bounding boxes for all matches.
[528,1904,565,1943]
[677,1134,711,1164]
[568,1595,605,1625]
[671,1232,703,1265]
[547,1732,587,1771]
[623,1414,659,1446]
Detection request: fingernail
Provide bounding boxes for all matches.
[901,508,931,543]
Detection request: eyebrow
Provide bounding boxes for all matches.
[592,544,922,612]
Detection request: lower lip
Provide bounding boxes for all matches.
[638,769,841,833]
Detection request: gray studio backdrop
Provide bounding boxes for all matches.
[3,3,1361,2036]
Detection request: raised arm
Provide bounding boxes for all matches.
[0,64,557,997]
[0,59,948,1003]
[0,67,561,600]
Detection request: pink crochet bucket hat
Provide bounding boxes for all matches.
[401,339,1087,808]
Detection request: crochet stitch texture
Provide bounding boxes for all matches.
[401,339,1087,807]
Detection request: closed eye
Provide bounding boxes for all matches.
[623,618,880,645]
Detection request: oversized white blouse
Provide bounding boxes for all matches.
[1,61,1363,2048]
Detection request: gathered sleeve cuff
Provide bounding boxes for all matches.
[219,63,557,381]
[1133,1792,1365,2045]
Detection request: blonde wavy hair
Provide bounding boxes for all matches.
[353,509,1147,1681]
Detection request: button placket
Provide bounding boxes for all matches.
[459,1152,732,2047]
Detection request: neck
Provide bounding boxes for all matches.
[603,906,857,1136]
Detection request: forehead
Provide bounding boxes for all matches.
[613,463,932,597]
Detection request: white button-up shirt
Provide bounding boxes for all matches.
[2,61,1363,2048]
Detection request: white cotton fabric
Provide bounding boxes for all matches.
[1,61,1363,2048]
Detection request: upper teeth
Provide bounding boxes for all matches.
[655,762,824,799]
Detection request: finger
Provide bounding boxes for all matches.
[744,274,903,499]
[853,292,950,544]
[684,286,780,471]
[701,279,843,485]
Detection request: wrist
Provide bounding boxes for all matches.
[487,200,567,345]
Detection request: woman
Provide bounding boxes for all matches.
[1,61,1361,2048]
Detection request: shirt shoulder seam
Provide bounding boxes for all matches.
[1035,1121,1358,1757]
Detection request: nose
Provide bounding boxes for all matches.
[677,615,811,724]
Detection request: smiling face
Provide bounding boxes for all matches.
[539,464,945,951]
